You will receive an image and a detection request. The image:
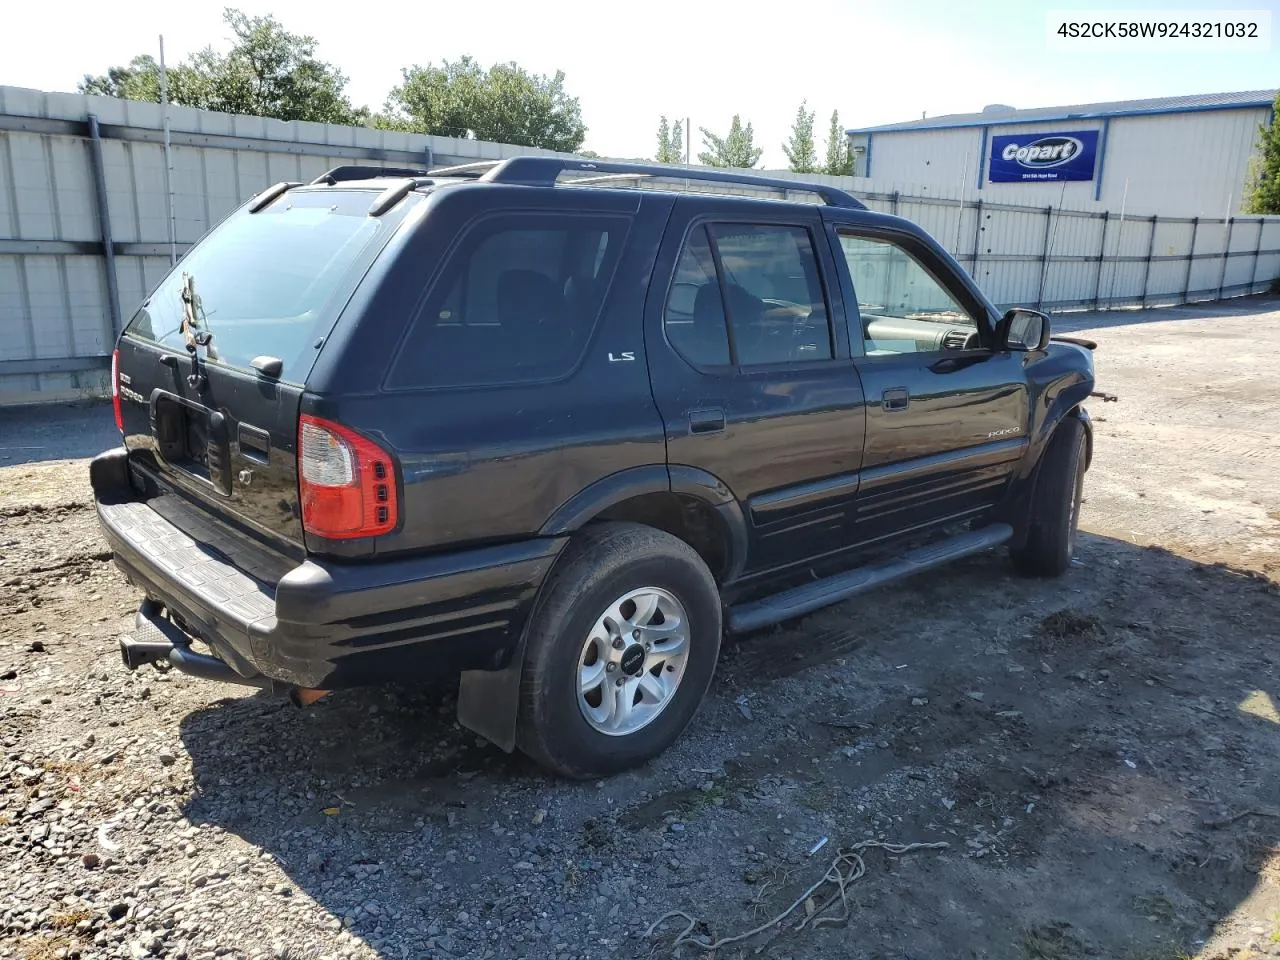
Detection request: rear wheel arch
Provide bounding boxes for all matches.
[539,464,747,585]
[593,491,742,585]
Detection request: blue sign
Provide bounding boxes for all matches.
[989,129,1099,183]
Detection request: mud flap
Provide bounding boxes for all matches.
[457,661,522,753]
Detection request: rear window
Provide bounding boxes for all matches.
[124,190,395,384]
[386,213,629,389]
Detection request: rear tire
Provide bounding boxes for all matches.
[516,522,721,779]
[1010,415,1087,578]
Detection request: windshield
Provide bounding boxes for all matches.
[124,189,393,383]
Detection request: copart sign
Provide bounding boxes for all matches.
[989,129,1099,182]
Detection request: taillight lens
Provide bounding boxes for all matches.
[298,414,398,540]
[111,348,123,433]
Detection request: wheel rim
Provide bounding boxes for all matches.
[577,586,690,737]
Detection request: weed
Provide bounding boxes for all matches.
[1037,609,1106,646]
[47,909,92,930]
[1021,921,1086,960]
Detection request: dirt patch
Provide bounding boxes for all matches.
[1036,608,1107,647]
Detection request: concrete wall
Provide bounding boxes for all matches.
[2,84,1279,405]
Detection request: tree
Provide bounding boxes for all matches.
[782,101,819,173]
[698,115,762,169]
[656,116,675,162]
[1244,93,1280,214]
[384,56,586,152]
[79,55,209,106]
[656,116,685,163]
[824,109,855,176]
[79,8,359,124]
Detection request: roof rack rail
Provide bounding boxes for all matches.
[312,164,431,185]
[248,180,302,213]
[368,177,435,217]
[476,157,866,209]
[425,161,501,179]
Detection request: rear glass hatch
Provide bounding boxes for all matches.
[115,185,415,572]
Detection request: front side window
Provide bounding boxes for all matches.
[388,214,628,388]
[662,222,832,368]
[837,234,980,355]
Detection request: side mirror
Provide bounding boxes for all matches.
[1001,308,1051,351]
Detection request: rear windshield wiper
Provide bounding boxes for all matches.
[179,273,220,387]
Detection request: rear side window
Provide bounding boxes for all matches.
[124,190,392,384]
[663,226,731,366]
[663,222,832,369]
[710,224,832,365]
[388,214,628,389]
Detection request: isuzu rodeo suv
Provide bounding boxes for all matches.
[91,157,1096,778]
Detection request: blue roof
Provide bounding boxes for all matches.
[847,89,1278,135]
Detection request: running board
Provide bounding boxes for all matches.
[727,523,1013,633]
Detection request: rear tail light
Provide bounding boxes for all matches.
[111,348,123,433]
[298,414,398,540]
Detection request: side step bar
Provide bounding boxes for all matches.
[727,523,1013,633]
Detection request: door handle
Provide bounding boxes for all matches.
[882,388,910,412]
[688,407,726,435]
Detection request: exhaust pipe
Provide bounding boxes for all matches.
[289,687,330,707]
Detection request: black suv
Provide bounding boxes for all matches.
[91,157,1096,778]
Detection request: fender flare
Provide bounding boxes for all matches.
[1034,380,1094,467]
[538,465,671,535]
[460,464,749,753]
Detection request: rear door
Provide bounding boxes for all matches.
[115,187,406,570]
[646,196,866,579]
[825,219,1030,542]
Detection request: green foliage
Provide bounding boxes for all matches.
[78,8,358,124]
[824,109,854,176]
[1244,92,1280,214]
[384,56,586,151]
[656,116,685,163]
[698,115,762,169]
[782,101,819,173]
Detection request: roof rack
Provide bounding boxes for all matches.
[461,156,865,209]
[424,161,500,179]
[311,164,431,185]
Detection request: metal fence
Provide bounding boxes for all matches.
[2,84,1278,405]
[857,189,1279,312]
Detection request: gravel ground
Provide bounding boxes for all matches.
[2,295,1279,960]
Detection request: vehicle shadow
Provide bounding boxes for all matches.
[176,532,1279,959]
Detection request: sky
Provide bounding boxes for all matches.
[2,0,1277,167]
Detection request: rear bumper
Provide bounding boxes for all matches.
[91,447,566,690]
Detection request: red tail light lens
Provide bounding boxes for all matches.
[298,414,398,540]
[111,348,123,433]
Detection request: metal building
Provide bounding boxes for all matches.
[846,90,1277,217]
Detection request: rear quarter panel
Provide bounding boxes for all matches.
[304,184,676,556]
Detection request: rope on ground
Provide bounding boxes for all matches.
[1202,808,1280,828]
[644,839,949,954]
